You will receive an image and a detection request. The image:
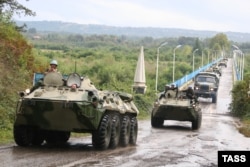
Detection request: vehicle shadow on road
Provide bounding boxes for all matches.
[152,124,192,131]
[11,142,94,154]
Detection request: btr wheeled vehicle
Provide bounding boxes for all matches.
[151,88,202,130]
[14,72,139,150]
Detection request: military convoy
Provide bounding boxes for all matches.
[150,59,227,129]
[193,59,227,103]
[14,72,139,150]
[206,66,222,76]
[14,57,229,150]
[151,87,202,130]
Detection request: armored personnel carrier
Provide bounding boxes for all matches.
[151,88,202,130]
[193,72,220,103]
[14,72,139,150]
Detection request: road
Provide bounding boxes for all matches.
[1,58,249,167]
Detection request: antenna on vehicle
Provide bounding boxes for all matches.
[248,80,250,97]
[74,61,77,73]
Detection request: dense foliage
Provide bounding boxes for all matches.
[0,15,35,130]
[230,75,250,118]
[0,0,35,142]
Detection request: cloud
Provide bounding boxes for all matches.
[14,0,250,33]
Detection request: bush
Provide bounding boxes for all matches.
[0,16,35,131]
[229,78,250,117]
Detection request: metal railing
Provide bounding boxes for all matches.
[170,58,222,88]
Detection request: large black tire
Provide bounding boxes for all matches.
[129,117,138,145]
[109,114,121,149]
[45,131,70,144]
[151,112,164,128]
[31,129,44,146]
[192,111,202,130]
[212,94,217,103]
[119,115,131,147]
[92,114,112,150]
[14,126,33,147]
[58,132,70,143]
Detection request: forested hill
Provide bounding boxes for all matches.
[15,20,250,43]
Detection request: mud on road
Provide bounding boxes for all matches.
[1,59,250,167]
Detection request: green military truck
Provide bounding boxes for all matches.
[14,72,139,150]
[193,72,220,103]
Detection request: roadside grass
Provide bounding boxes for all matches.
[71,133,91,137]
[0,129,14,145]
[138,112,150,120]
[238,118,250,137]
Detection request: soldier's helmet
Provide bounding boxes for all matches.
[50,60,58,66]
[165,84,170,91]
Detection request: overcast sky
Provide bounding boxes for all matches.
[14,0,250,33]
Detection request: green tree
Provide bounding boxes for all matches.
[0,0,35,17]
[28,27,36,34]
[209,33,230,51]
[194,38,202,55]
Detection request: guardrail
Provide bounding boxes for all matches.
[233,59,241,81]
[170,58,222,89]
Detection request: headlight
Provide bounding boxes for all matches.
[19,89,31,97]
[92,97,99,108]
[25,89,30,94]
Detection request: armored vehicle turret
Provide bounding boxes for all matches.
[14,72,139,150]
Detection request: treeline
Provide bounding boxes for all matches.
[25,31,232,89]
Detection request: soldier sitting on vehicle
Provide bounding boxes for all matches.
[159,84,179,99]
[170,84,177,90]
[165,84,178,98]
[45,59,59,73]
[30,60,60,93]
[183,86,198,102]
[159,85,170,99]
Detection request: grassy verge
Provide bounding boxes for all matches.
[238,118,250,137]
[0,129,14,145]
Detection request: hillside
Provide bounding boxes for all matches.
[15,20,250,43]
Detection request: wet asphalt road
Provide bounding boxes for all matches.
[1,58,250,167]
